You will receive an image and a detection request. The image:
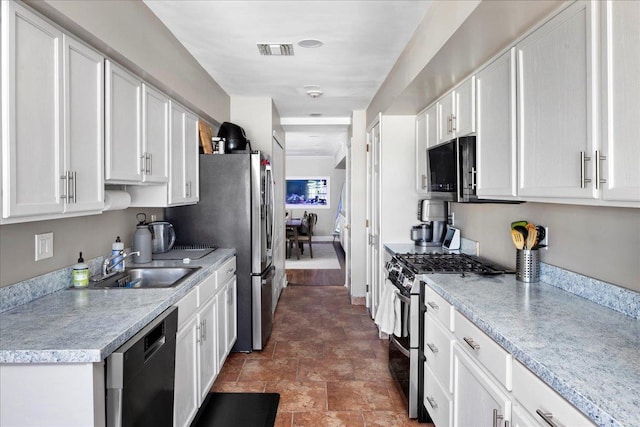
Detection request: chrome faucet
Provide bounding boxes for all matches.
[101,250,140,277]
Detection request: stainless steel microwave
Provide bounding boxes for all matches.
[426,136,477,202]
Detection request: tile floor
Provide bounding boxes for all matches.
[212,285,431,427]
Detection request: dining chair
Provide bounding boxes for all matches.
[296,213,317,258]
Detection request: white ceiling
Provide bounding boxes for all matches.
[143,0,432,156]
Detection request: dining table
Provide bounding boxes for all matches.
[285,218,302,259]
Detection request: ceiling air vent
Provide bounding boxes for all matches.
[257,43,294,56]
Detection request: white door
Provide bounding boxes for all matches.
[63,35,104,213]
[453,346,511,427]
[344,139,352,291]
[367,121,382,319]
[3,1,64,218]
[198,296,217,403]
[516,1,597,199]
[105,60,142,182]
[476,49,517,198]
[600,0,640,202]
[455,77,476,137]
[141,83,169,183]
[173,315,199,427]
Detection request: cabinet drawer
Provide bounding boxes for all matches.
[198,272,216,304]
[175,287,198,329]
[424,311,455,393]
[454,311,512,390]
[424,285,455,332]
[424,363,453,427]
[512,360,595,427]
[215,257,236,291]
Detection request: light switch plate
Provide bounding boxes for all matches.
[35,232,54,261]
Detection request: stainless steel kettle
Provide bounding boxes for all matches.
[149,221,176,253]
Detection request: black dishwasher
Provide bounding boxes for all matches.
[106,306,178,427]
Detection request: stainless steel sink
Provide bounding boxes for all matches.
[89,266,201,289]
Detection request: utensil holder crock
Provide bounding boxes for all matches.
[516,249,540,283]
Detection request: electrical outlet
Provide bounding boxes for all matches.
[449,212,455,226]
[35,232,54,261]
[539,226,549,249]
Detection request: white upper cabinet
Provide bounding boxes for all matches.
[168,102,199,205]
[599,0,640,202]
[437,77,476,145]
[2,1,63,218]
[63,35,104,214]
[476,49,517,198]
[141,83,169,183]
[105,60,142,183]
[415,104,439,194]
[1,2,104,221]
[516,1,597,199]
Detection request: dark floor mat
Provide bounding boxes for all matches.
[191,393,280,427]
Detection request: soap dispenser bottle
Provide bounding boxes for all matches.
[112,236,124,272]
[133,213,152,264]
[72,252,89,288]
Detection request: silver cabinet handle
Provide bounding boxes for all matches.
[451,113,457,132]
[580,151,591,188]
[463,336,480,351]
[427,301,439,310]
[536,409,558,427]
[147,152,152,175]
[427,343,439,354]
[493,409,504,427]
[60,173,69,201]
[426,396,438,409]
[185,182,190,197]
[140,154,146,175]
[447,115,452,134]
[421,174,427,189]
[471,167,477,190]
[68,171,77,203]
[202,319,207,342]
[595,150,607,189]
[196,322,201,344]
[227,268,236,274]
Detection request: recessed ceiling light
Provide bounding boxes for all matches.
[298,39,323,48]
[309,113,323,117]
[306,88,323,98]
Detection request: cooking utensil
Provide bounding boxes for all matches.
[526,227,538,250]
[511,229,525,250]
[514,225,528,240]
[511,220,528,230]
[536,225,546,243]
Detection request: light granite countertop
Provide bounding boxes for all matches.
[422,273,639,427]
[0,248,235,364]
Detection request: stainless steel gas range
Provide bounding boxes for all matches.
[385,250,511,422]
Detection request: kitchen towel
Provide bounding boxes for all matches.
[103,190,131,211]
[374,280,401,336]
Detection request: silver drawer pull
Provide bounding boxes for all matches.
[227,268,236,274]
[536,409,558,427]
[463,336,480,351]
[427,301,439,310]
[427,343,439,354]
[493,409,504,427]
[426,396,438,409]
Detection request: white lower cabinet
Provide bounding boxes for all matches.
[453,344,511,427]
[173,258,237,427]
[512,360,595,427]
[424,364,453,427]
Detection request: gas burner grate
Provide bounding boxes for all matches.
[394,253,509,275]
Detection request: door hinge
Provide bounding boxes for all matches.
[366,143,370,152]
[366,285,369,292]
[366,219,370,228]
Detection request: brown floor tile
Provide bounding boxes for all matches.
[213,356,245,382]
[210,381,266,393]
[293,411,365,427]
[274,340,324,359]
[274,411,294,427]
[297,357,355,382]
[362,411,429,426]
[238,358,298,382]
[323,339,378,359]
[265,380,328,412]
[352,358,394,382]
[327,381,394,411]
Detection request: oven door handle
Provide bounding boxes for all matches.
[390,335,411,358]
[396,292,411,305]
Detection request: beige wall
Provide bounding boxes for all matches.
[452,202,640,292]
[0,208,163,287]
[285,156,346,238]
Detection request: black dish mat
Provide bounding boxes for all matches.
[191,392,280,427]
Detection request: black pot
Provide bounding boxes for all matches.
[218,122,249,151]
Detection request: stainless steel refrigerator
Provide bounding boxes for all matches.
[165,152,274,352]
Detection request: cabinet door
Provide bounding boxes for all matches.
[600,0,640,202]
[425,104,438,149]
[105,60,142,182]
[516,1,597,199]
[141,83,169,183]
[63,35,104,213]
[476,49,517,198]
[216,287,228,369]
[453,345,511,427]
[198,296,217,403]
[455,77,476,136]
[226,278,238,352]
[437,93,455,144]
[174,315,199,427]
[3,1,64,218]
[184,111,200,203]
[415,111,428,193]
[168,102,187,205]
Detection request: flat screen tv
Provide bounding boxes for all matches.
[286,176,330,209]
